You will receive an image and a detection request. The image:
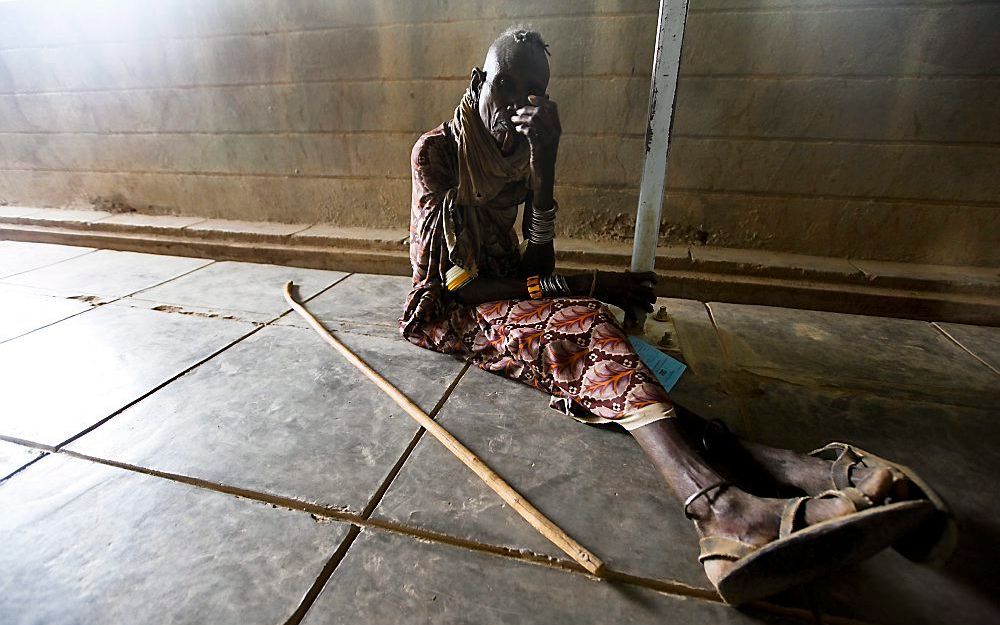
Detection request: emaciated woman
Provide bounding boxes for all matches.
[399,26,953,604]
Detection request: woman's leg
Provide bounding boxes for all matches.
[630,418,895,582]
[459,296,905,587]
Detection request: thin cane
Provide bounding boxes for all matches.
[283,281,605,576]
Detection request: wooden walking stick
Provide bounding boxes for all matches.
[283,282,605,576]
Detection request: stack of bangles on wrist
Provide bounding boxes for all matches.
[526,273,576,299]
[527,203,557,245]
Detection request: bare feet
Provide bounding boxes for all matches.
[738,440,913,502]
[697,420,912,501]
[689,467,895,584]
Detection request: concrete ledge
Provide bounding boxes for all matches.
[1,208,996,325]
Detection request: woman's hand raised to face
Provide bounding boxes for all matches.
[511,94,561,173]
[592,271,658,323]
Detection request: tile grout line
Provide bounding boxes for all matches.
[930,322,1000,376]
[54,268,353,451]
[360,360,472,519]
[283,361,472,625]
[0,254,218,344]
[53,323,267,450]
[0,271,355,451]
[0,437,849,625]
[0,246,100,280]
[0,450,50,484]
[48,447,723,601]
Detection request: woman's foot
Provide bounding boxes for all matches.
[739,439,913,502]
[690,468,895,585]
[697,419,913,502]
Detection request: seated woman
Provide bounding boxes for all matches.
[399,26,952,604]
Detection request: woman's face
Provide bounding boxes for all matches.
[472,46,549,155]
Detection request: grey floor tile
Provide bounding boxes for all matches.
[128,260,348,316]
[650,297,745,429]
[0,453,349,625]
[1,249,212,298]
[0,440,44,480]
[935,322,1000,374]
[278,273,411,337]
[0,286,93,342]
[654,297,727,377]
[740,380,1000,625]
[708,303,998,409]
[302,529,803,625]
[68,325,467,513]
[374,366,710,588]
[0,304,254,446]
[0,241,95,279]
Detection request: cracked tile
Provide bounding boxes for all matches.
[128,260,347,317]
[1,249,212,298]
[0,453,349,625]
[0,304,253,446]
[68,325,466,513]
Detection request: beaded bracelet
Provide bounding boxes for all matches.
[526,275,543,299]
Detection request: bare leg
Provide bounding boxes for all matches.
[629,418,894,583]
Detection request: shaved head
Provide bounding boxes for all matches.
[472,27,551,152]
[484,26,550,80]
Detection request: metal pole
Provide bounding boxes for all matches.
[627,0,690,330]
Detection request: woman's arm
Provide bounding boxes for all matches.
[454,271,658,323]
[515,94,560,277]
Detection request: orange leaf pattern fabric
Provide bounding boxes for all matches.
[581,361,635,400]
[547,305,599,335]
[401,295,670,424]
[508,299,555,325]
[544,339,591,383]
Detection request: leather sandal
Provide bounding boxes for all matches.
[690,481,935,605]
[701,422,957,566]
[811,442,957,566]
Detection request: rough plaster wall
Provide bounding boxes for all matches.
[0,0,997,266]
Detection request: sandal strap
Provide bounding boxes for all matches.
[683,481,730,520]
[779,496,809,538]
[810,442,868,491]
[781,487,877,539]
[831,446,865,491]
[698,536,758,563]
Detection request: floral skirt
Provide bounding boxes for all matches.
[401,296,673,429]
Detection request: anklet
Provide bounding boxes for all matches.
[683,480,731,519]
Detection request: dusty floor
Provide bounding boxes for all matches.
[0,240,997,625]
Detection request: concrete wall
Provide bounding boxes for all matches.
[0,0,997,266]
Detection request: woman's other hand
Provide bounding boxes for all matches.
[591,271,657,325]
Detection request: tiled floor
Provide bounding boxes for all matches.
[1,242,997,625]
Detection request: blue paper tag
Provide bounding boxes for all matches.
[628,336,687,392]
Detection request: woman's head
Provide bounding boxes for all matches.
[470,27,550,153]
